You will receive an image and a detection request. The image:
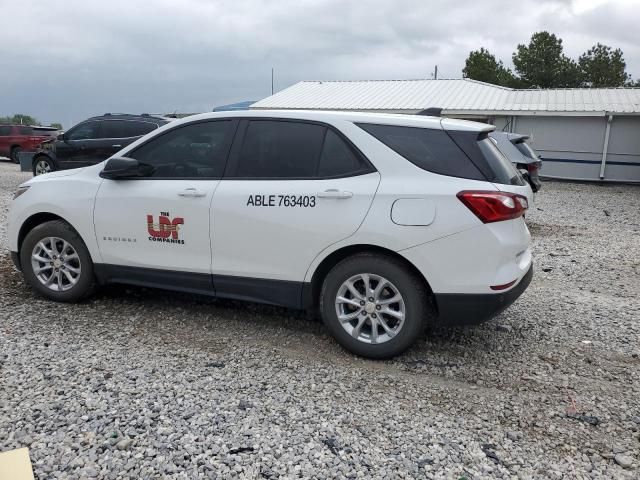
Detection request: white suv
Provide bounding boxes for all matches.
[8,110,533,358]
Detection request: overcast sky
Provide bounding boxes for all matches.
[1,0,639,127]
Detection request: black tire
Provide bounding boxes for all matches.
[32,155,56,176]
[10,146,22,164]
[320,253,433,359]
[20,220,96,302]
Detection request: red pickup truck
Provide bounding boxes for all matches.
[0,125,58,163]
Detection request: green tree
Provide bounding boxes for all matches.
[512,32,581,88]
[0,114,41,125]
[579,43,631,87]
[50,122,64,130]
[463,48,520,87]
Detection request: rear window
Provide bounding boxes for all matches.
[0,126,11,136]
[514,140,539,160]
[357,123,485,181]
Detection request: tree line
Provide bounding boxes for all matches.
[0,114,63,130]
[462,31,639,88]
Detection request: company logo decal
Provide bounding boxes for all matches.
[147,212,185,244]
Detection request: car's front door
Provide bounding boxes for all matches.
[57,121,101,168]
[93,119,236,292]
[211,119,380,303]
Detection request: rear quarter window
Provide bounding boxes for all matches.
[447,131,525,186]
[356,123,485,181]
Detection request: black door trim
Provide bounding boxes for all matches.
[94,264,214,296]
[212,274,304,309]
[93,264,310,309]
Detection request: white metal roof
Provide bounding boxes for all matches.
[251,79,640,115]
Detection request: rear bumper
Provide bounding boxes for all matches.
[434,264,533,327]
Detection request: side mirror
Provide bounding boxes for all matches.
[99,157,153,180]
[57,133,66,142]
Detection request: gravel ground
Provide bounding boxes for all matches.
[0,160,639,479]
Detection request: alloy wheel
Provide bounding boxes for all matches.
[335,273,406,344]
[35,159,51,175]
[30,237,82,292]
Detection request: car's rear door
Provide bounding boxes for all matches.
[93,119,236,291]
[98,120,160,161]
[210,119,380,304]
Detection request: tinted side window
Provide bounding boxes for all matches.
[234,120,325,178]
[125,121,158,137]
[0,126,11,136]
[67,121,100,141]
[18,127,32,135]
[357,123,485,181]
[99,120,129,139]
[448,131,524,186]
[318,130,368,177]
[129,121,232,178]
[477,137,524,185]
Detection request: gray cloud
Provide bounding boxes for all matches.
[0,0,638,126]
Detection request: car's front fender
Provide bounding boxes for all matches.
[8,167,103,263]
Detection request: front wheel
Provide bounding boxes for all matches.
[20,220,95,302]
[33,156,55,176]
[320,253,433,359]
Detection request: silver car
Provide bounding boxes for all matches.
[489,132,542,192]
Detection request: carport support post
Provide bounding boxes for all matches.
[599,114,613,179]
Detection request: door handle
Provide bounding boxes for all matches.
[111,144,122,148]
[178,188,206,198]
[317,189,353,199]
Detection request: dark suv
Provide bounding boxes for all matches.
[32,114,170,175]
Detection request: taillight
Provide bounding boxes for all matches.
[457,191,528,223]
[527,161,541,174]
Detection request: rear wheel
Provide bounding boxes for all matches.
[33,156,55,175]
[10,146,22,164]
[20,220,95,302]
[320,253,432,359]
